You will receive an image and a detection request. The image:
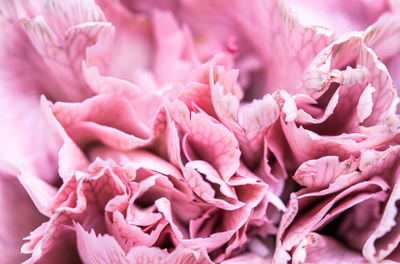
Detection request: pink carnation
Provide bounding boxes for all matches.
[1,0,400,263]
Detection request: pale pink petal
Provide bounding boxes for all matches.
[127,246,167,264]
[42,0,105,38]
[291,233,365,264]
[85,106,184,168]
[208,63,241,125]
[93,1,199,89]
[18,173,57,217]
[238,95,280,137]
[358,45,397,127]
[51,95,178,158]
[0,89,60,182]
[222,253,272,264]
[122,0,333,97]
[213,71,280,167]
[276,146,400,263]
[364,15,400,61]
[287,0,391,35]
[387,53,400,94]
[74,222,128,264]
[357,84,376,123]
[363,178,400,262]
[18,0,112,101]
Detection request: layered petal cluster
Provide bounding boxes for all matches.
[1,0,400,264]
[18,94,282,263]
[275,146,400,263]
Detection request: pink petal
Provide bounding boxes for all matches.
[183,161,244,210]
[18,0,112,101]
[152,10,199,85]
[293,155,358,190]
[281,120,363,168]
[210,65,280,167]
[222,253,272,264]
[291,233,365,264]
[165,244,213,264]
[358,45,397,127]
[82,63,142,100]
[51,94,151,149]
[90,147,183,182]
[364,15,400,61]
[66,21,114,74]
[0,14,61,181]
[94,0,154,84]
[42,0,105,38]
[363,15,400,99]
[22,221,81,264]
[188,112,241,180]
[176,0,334,95]
[41,97,89,180]
[106,210,167,251]
[127,246,168,264]
[363,177,400,262]
[22,159,137,262]
[287,0,390,35]
[0,166,47,264]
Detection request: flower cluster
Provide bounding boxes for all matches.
[1,0,400,263]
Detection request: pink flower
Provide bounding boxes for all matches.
[1,0,400,263]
